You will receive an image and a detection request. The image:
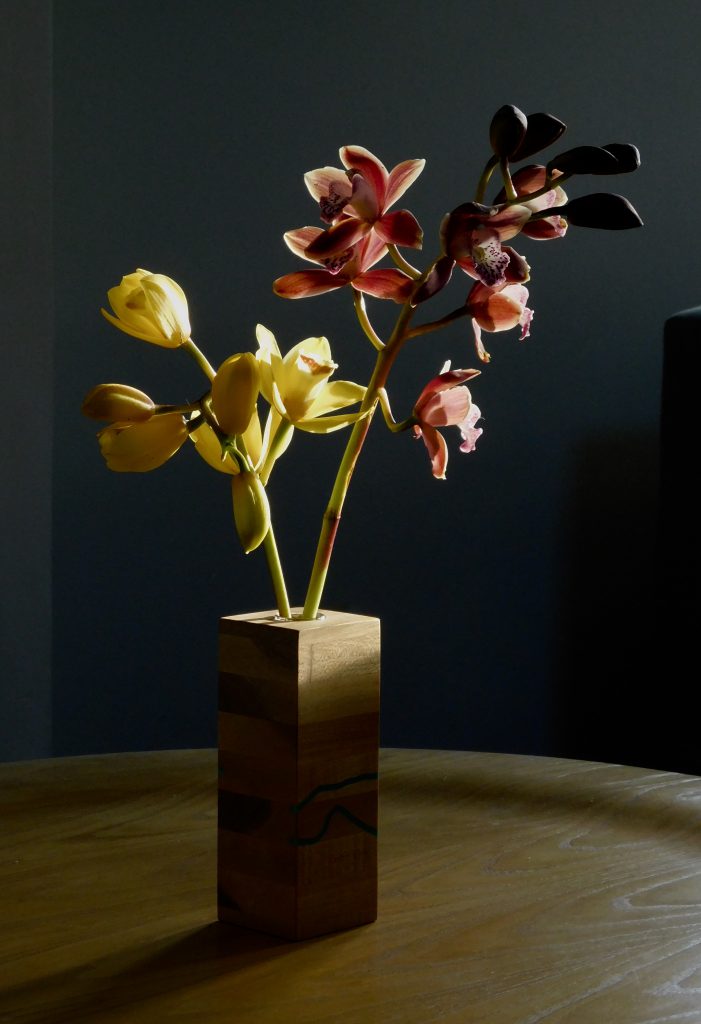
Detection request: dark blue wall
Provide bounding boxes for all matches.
[4,0,700,766]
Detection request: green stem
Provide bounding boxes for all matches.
[262,524,291,619]
[387,244,422,280]
[499,157,518,201]
[182,337,216,381]
[259,419,294,485]
[474,155,499,203]
[301,301,417,620]
[353,289,384,351]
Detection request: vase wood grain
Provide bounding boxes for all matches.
[217,608,380,941]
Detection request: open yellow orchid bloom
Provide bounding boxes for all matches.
[101,269,191,348]
[255,325,366,433]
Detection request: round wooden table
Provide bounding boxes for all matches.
[3,749,701,1022]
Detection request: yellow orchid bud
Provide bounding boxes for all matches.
[211,353,261,436]
[97,413,188,472]
[231,471,270,553]
[81,383,155,423]
[100,269,191,348]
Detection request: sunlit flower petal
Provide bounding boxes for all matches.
[211,353,261,436]
[81,383,155,422]
[189,421,238,475]
[97,413,188,472]
[413,366,482,478]
[101,269,191,348]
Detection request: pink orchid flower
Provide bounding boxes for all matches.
[413,365,482,479]
[466,281,533,363]
[495,165,568,240]
[301,145,425,263]
[273,230,414,303]
[441,202,532,288]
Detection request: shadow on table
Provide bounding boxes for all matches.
[2,920,325,1023]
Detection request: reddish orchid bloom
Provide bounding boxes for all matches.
[301,146,425,263]
[273,229,414,302]
[413,365,483,479]
[495,165,568,240]
[441,201,532,289]
[466,281,533,363]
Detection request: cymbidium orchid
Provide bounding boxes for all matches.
[301,145,425,263]
[254,326,366,434]
[85,103,642,622]
[273,232,413,303]
[466,281,534,363]
[412,365,483,480]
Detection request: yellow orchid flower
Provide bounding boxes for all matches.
[97,413,188,472]
[255,325,366,433]
[101,269,191,348]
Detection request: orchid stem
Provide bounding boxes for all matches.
[474,155,499,204]
[301,301,417,620]
[353,290,384,351]
[405,305,473,340]
[499,157,518,201]
[262,524,291,619]
[387,244,422,280]
[182,337,216,381]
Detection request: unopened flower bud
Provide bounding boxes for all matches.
[97,413,188,472]
[101,269,191,348]
[489,104,528,159]
[231,471,270,553]
[211,353,261,436]
[82,383,155,422]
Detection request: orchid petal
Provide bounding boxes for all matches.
[385,158,426,209]
[283,226,325,262]
[415,368,480,408]
[353,268,414,302]
[340,145,389,206]
[420,386,472,427]
[349,172,381,221]
[273,270,347,299]
[306,379,366,418]
[459,405,484,453]
[295,410,367,434]
[189,421,238,475]
[305,217,370,260]
[97,413,188,472]
[471,318,491,363]
[304,166,352,204]
[417,424,449,479]
[374,209,423,249]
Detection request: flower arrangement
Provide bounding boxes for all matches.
[83,104,641,622]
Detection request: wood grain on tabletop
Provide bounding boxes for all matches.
[2,748,701,1023]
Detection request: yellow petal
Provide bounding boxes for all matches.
[305,379,366,418]
[141,274,191,345]
[242,407,263,468]
[277,336,337,421]
[295,410,367,434]
[188,421,238,475]
[97,413,187,472]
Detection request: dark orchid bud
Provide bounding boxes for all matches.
[412,256,455,305]
[602,143,641,172]
[556,193,643,229]
[547,146,620,176]
[489,104,528,158]
[510,112,567,162]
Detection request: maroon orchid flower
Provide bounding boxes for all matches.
[301,146,425,263]
[273,229,414,303]
[466,281,533,363]
[494,165,568,240]
[441,201,532,289]
[413,365,482,479]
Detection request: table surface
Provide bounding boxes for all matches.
[3,749,701,1023]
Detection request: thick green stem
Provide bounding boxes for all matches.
[182,337,216,381]
[387,245,422,280]
[301,302,417,620]
[474,155,499,203]
[262,524,291,619]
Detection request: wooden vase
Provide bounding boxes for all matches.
[217,608,381,941]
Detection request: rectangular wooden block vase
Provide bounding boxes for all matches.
[217,609,381,941]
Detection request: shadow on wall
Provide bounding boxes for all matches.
[552,430,674,772]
